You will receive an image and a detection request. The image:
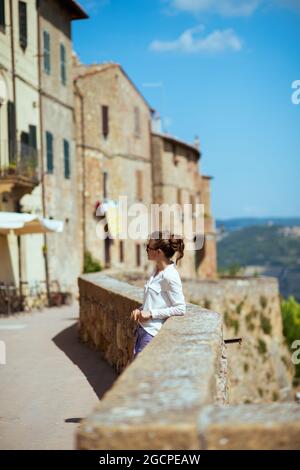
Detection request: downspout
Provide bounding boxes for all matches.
[74,79,86,270]
[9,0,23,302]
[37,1,50,306]
[9,0,17,151]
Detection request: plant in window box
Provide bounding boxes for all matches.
[7,162,17,175]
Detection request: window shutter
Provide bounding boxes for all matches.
[46,132,53,173]
[19,1,27,49]
[0,0,5,30]
[102,105,109,138]
[7,101,16,163]
[63,139,70,179]
[60,43,66,85]
[43,31,51,74]
[136,170,143,201]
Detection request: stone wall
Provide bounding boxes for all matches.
[77,272,228,449]
[183,276,294,404]
[101,270,294,404]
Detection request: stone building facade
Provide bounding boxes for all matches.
[0,0,87,297]
[151,132,217,279]
[73,59,153,274]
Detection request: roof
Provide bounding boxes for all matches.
[73,62,152,111]
[152,132,201,158]
[62,0,88,20]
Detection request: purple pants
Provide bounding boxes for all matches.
[133,325,154,358]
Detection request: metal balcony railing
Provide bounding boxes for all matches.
[0,140,40,181]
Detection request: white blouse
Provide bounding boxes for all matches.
[138,260,186,336]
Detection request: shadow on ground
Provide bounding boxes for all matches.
[52,322,118,400]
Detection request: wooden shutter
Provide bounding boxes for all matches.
[7,101,16,163]
[60,43,66,85]
[136,244,141,267]
[19,1,27,49]
[0,0,5,30]
[103,171,108,198]
[46,132,53,173]
[43,31,50,74]
[63,139,70,178]
[136,170,143,201]
[102,105,109,138]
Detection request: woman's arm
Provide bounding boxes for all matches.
[149,276,186,320]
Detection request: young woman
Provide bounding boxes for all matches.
[130,231,186,358]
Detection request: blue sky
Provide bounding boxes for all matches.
[73,0,300,219]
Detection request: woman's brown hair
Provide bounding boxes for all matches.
[148,230,185,265]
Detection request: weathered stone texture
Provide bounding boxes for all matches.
[77,272,227,449]
[198,404,300,449]
[104,270,294,405]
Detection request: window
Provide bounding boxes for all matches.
[43,31,51,74]
[102,105,109,138]
[134,106,140,137]
[103,171,108,198]
[135,170,143,201]
[46,132,53,173]
[177,188,182,206]
[63,139,70,179]
[18,1,27,50]
[136,244,141,267]
[0,0,5,32]
[60,43,66,85]
[7,101,16,163]
[119,240,124,263]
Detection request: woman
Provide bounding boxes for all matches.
[130,230,186,358]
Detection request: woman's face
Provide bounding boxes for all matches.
[146,239,161,262]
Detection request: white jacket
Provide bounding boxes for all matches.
[138,260,186,336]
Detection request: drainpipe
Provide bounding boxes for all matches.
[74,79,86,270]
[9,0,17,150]
[9,0,24,304]
[37,1,51,307]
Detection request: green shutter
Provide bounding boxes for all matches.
[43,31,50,74]
[0,0,6,30]
[46,131,53,173]
[19,1,27,49]
[60,44,66,85]
[63,139,70,179]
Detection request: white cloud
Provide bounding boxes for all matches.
[167,0,300,16]
[149,25,243,53]
[170,0,261,16]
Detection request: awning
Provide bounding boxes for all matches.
[0,212,64,235]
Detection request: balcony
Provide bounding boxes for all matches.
[0,140,40,200]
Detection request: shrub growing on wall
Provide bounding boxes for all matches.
[84,251,102,273]
[281,296,300,378]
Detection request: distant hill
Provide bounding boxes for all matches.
[216,217,300,232]
[217,225,300,269]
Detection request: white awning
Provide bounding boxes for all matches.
[0,212,64,235]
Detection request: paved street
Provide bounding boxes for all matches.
[0,303,117,450]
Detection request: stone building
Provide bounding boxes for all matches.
[151,132,217,279]
[0,0,87,300]
[73,59,153,273]
[73,55,217,280]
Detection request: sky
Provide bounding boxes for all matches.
[73,0,300,220]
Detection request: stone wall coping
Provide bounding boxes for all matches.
[77,272,225,450]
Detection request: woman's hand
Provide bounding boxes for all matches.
[130,309,152,321]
